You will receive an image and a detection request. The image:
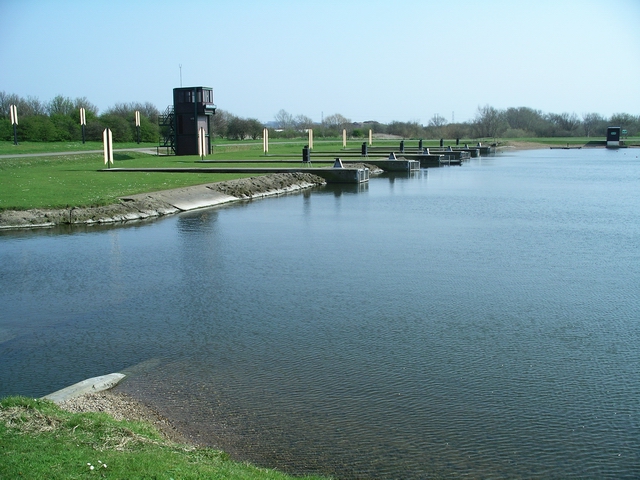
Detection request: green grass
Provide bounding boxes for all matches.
[0,148,340,211]
[0,396,327,480]
[0,141,159,155]
[5,136,631,212]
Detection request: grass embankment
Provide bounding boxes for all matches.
[0,141,337,211]
[3,136,614,212]
[0,396,326,480]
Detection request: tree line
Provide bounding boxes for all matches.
[0,92,160,143]
[1,91,638,143]
[217,106,640,141]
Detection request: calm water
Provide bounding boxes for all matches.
[1,148,639,478]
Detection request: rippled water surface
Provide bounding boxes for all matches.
[1,148,639,478]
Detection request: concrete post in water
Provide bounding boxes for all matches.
[440,138,444,147]
[400,140,404,153]
[419,139,423,150]
[361,142,368,157]
[456,138,460,146]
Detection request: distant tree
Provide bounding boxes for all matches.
[73,97,99,116]
[47,95,75,116]
[505,107,545,134]
[428,114,447,128]
[19,115,57,141]
[322,113,351,136]
[387,120,424,138]
[294,114,314,132]
[582,112,606,137]
[609,112,639,136]
[50,114,79,141]
[274,109,294,130]
[246,118,264,140]
[227,115,249,140]
[211,109,232,138]
[473,105,507,138]
[546,112,581,136]
[100,114,133,142]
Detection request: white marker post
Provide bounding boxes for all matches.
[79,107,86,144]
[342,129,347,149]
[369,129,372,146]
[198,127,207,159]
[10,104,18,145]
[308,128,313,150]
[135,111,141,144]
[263,128,269,155]
[102,128,113,168]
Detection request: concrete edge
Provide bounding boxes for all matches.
[42,373,126,404]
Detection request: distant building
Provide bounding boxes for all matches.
[606,126,621,148]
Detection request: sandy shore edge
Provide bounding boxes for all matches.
[57,389,193,445]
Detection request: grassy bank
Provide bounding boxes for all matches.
[0,396,326,480]
[0,136,597,212]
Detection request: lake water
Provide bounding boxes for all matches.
[1,148,639,478]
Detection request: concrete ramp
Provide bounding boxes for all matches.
[43,373,126,404]
[122,186,238,211]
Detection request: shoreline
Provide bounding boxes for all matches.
[0,172,327,231]
[57,389,193,446]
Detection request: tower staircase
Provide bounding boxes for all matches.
[158,105,176,154]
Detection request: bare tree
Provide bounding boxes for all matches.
[274,109,294,130]
[582,112,604,137]
[294,114,314,132]
[323,113,351,130]
[428,114,447,128]
[474,105,507,138]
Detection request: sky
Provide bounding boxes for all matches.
[1,0,639,124]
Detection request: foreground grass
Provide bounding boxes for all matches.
[0,396,327,480]
[0,149,338,211]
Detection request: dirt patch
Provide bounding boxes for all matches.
[0,173,326,230]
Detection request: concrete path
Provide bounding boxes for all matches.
[0,147,156,159]
[42,373,126,404]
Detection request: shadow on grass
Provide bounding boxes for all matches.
[113,154,135,161]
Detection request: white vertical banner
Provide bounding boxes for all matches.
[79,107,86,125]
[135,111,140,127]
[103,128,113,166]
[369,129,372,146]
[308,128,313,150]
[198,127,207,158]
[342,129,347,148]
[263,128,269,154]
[10,105,18,125]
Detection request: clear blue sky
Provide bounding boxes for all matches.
[1,0,639,124]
